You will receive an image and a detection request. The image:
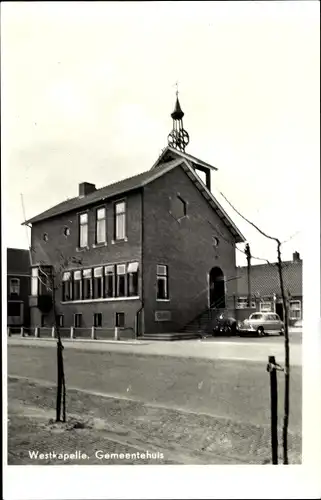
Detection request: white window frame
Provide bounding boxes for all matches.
[289,300,302,320]
[115,200,126,241]
[236,296,255,309]
[116,264,126,297]
[259,301,272,313]
[127,262,139,297]
[10,278,20,295]
[156,264,169,301]
[96,207,107,244]
[93,266,104,299]
[79,212,88,248]
[82,268,93,299]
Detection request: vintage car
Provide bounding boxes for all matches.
[238,312,284,337]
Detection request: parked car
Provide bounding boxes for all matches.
[212,313,238,336]
[238,312,284,337]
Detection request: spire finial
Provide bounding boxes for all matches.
[167,86,189,152]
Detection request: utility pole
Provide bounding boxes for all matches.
[245,243,252,308]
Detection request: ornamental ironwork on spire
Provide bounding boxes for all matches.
[167,89,189,152]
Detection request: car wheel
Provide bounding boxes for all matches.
[257,327,264,337]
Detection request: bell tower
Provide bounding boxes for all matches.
[167,87,190,152]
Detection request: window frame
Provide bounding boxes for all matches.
[156,264,169,301]
[73,270,83,301]
[127,262,139,297]
[104,265,115,298]
[259,301,272,313]
[93,312,102,328]
[62,271,72,302]
[236,296,256,309]
[115,312,125,328]
[82,268,93,300]
[289,300,302,320]
[10,278,20,295]
[74,313,82,328]
[116,264,126,297]
[114,200,127,241]
[79,211,89,248]
[95,206,107,245]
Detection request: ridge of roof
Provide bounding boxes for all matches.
[151,146,217,171]
[23,159,182,225]
[22,154,244,242]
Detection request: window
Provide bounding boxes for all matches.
[74,313,82,328]
[64,227,70,237]
[62,272,72,301]
[83,269,92,299]
[57,315,64,327]
[105,265,115,297]
[94,313,102,328]
[96,207,107,244]
[10,278,20,295]
[116,264,126,297]
[127,262,139,296]
[236,297,255,309]
[289,300,301,320]
[156,265,169,300]
[116,312,125,328]
[31,268,38,296]
[79,213,88,248]
[170,195,187,220]
[43,233,48,242]
[93,267,104,299]
[259,301,272,313]
[115,201,126,240]
[38,266,52,294]
[250,313,263,320]
[73,270,82,300]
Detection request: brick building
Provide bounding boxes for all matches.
[7,248,30,329]
[235,251,303,325]
[24,97,245,338]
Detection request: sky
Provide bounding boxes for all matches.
[1,1,320,266]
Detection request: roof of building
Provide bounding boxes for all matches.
[7,248,30,275]
[236,259,302,297]
[23,148,245,242]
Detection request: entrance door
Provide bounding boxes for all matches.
[209,267,225,309]
[275,303,284,321]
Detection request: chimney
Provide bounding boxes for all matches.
[293,251,301,262]
[79,182,96,197]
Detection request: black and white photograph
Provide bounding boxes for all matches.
[2,1,320,499]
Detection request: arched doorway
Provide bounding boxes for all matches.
[209,267,226,309]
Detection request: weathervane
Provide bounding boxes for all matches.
[167,83,190,152]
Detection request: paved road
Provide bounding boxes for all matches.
[8,341,302,433]
[8,331,302,365]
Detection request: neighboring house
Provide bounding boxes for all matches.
[7,248,30,329]
[235,251,303,325]
[23,98,245,338]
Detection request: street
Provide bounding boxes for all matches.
[7,334,302,465]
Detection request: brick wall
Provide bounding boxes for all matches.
[30,190,143,330]
[143,165,238,333]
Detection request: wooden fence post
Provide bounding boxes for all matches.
[267,355,278,464]
[51,326,55,338]
[20,327,24,337]
[70,326,75,339]
[35,327,40,338]
[91,326,96,340]
[114,326,120,340]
